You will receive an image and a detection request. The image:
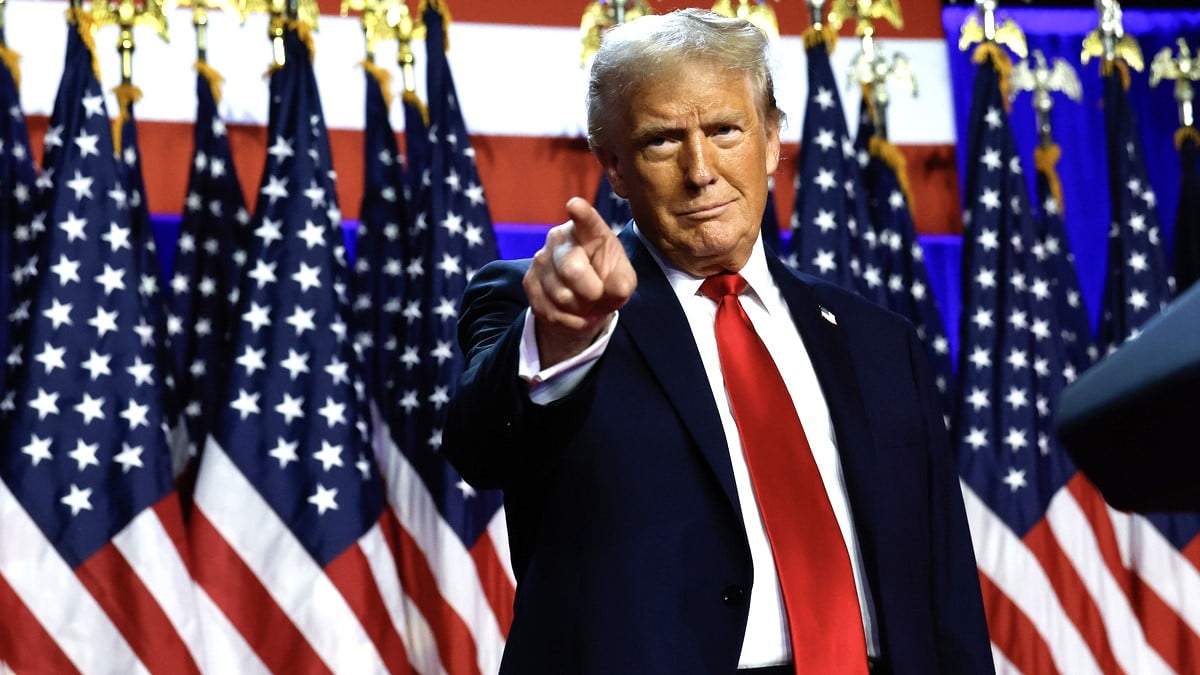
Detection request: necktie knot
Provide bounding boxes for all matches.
[699,272,747,301]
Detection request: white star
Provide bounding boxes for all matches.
[814,169,837,192]
[297,220,326,249]
[268,437,300,468]
[94,264,125,295]
[303,180,326,208]
[74,393,106,424]
[981,148,1002,171]
[429,386,451,410]
[1004,387,1029,411]
[325,357,350,385]
[42,298,73,329]
[120,399,151,430]
[65,170,94,200]
[813,210,837,233]
[114,443,145,472]
[1002,468,1027,492]
[88,307,119,336]
[236,346,268,375]
[968,347,992,370]
[81,94,106,117]
[431,340,454,365]
[812,250,837,274]
[267,135,294,160]
[248,259,278,289]
[74,131,101,158]
[285,306,316,335]
[127,356,155,386]
[255,218,283,245]
[317,397,346,428]
[1003,427,1028,452]
[275,393,306,424]
[1129,289,1149,310]
[68,439,100,470]
[280,349,310,380]
[61,484,94,516]
[134,319,155,347]
[230,389,261,419]
[292,262,322,291]
[22,434,53,466]
[313,441,344,470]
[307,484,338,515]
[984,107,1002,128]
[433,297,458,321]
[34,343,67,374]
[59,211,88,241]
[260,175,289,205]
[50,255,81,285]
[81,350,112,379]
[243,302,272,332]
[966,388,990,411]
[979,189,1000,211]
[971,308,994,330]
[29,388,60,419]
[814,87,835,110]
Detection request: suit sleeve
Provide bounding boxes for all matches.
[911,325,995,674]
[443,259,599,491]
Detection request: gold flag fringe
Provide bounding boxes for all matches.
[972,42,1013,111]
[111,82,142,155]
[418,0,453,52]
[869,136,916,215]
[1034,142,1066,216]
[1176,125,1200,151]
[66,6,101,82]
[1101,58,1132,92]
[266,19,317,77]
[0,45,21,89]
[801,23,838,53]
[402,89,430,127]
[195,60,226,104]
[362,59,393,107]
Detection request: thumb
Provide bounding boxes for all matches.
[565,196,612,247]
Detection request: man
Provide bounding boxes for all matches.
[445,9,992,674]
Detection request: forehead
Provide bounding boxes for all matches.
[623,62,759,123]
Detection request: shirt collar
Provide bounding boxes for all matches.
[632,223,774,313]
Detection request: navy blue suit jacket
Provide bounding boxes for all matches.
[444,228,993,674]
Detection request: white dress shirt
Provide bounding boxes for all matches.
[517,227,878,667]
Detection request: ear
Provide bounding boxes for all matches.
[600,150,629,198]
[764,122,781,176]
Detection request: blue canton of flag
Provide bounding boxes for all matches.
[854,93,955,413]
[168,65,250,471]
[402,85,429,207]
[788,30,885,305]
[0,43,38,398]
[0,22,203,672]
[354,62,411,410]
[188,27,414,673]
[1032,142,1096,380]
[1173,126,1200,292]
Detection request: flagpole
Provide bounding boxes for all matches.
[1151,38,1199,130]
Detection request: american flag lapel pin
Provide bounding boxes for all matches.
[820,306,837,325]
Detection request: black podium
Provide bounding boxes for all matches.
[1055,282,1200,512]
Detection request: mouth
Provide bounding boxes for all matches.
[678,200,732,220]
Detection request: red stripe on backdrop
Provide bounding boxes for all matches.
[24,116,963,239]
[469,530,515,637]
[377,507,483,675]
[189,508,333,675]
[323,534,416,675]
[75,543,202,675]
[315,0,948,39]
[1068,479,1200,674]
[1022,517,1125,675]
[0,572,81,674]
[978,571,1060,675]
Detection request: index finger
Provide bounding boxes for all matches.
[565,196,611,247]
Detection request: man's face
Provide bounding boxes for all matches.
[601,60,781,277]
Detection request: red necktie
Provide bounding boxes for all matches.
[699,273,868,675]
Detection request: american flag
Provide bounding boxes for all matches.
[353,62,411,411]
[1173,126,1200,293]
[787,29,885,305]
[187,27,416,672]
[854,93,955,413]
[167,64,250,484]
[593,172,631,231]
[1094,62,1200,674]
[0,40,38,398]
[1032,141,1096,382]
[401,86,429,205]
[374,3,515,673]
[954,44,1198,675]
[0,21,204,672]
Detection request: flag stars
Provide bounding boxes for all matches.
[127,356,155,386]
[325,357,350,385]
[236,346,267,375]
[1002,468,1027,492]
[308,484,339,515]
[431,340,454,365]
[29,388,60,419]
[269,437,300,468]
[60,211,88,241]
[275,393,306,424]
[22,434,54,466]
[261,175,289,205]
[1004,387,1029,411]
[814,169,837,192]
[248,259,278,288]
[94,264,125,295]
[243,302,272,332]
[256,218,284,245]
[43,299,73,329]
[74,393,106,425]
[297,220,326,249]
[68,439,100,471]
[317,397,346,428]
[280,349,310,380]
[120,399,151,430]
[34,343,67,374]
[313,441,344,471]
[74,131,101,158]
[285,306,316,335]
[434,297,458,321]
[61,484,94,516]
[292,262,322,291]
[966,388,990,411]
[65,170,94,200]
[114,443,145,473]
[81,350,112,379]
[231,389,261,419]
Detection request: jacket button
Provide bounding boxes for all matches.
[722,585,744,606]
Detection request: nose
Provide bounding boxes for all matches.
[681,133,717,189]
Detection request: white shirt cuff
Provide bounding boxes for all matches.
[517,309,619,405]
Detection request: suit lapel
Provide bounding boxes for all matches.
[616,228,744,518]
